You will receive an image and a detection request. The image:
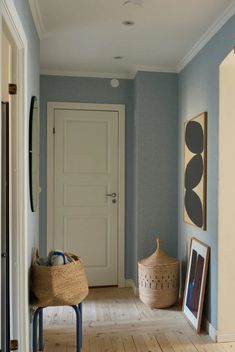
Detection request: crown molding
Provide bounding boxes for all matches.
[31,0,235,75]
[133,65,177,75]
[177,0,235,72]
[28,0,45,39]
[40,69,134,79]
[41,64,178,79]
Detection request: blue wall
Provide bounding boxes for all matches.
[40,72,178,283]
[40,14,235,330]
[178,15,235,329]
[134,72,178,282]
[40,75,135,278]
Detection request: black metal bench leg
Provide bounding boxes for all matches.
[34,304,82,351]
[71,305,81,352]
[78,303,82,348]
[39,308,44,351]
[33,307,43,352]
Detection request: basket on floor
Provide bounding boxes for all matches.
[138,238,179,308]
[30,248,89,307]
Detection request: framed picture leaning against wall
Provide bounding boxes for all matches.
[183,237,210,333]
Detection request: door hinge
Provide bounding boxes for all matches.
[53,127,55,134]
[8,84,17,95]
[10,340,18,350]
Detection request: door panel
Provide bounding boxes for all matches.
[64,216,108,266]
[53,109,119,286]
[64,120,108,173]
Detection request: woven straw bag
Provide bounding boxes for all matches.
[30,248,89,307]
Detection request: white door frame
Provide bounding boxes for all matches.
[47,102,125,287]
[0,0,29,350]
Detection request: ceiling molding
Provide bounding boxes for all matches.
[40,69,134,79]
[134,65,177,74]
[28,0,45,38]
[41,64,178,79]
[177,0,235,72]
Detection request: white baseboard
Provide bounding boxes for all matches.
[216,333,235,343]
[125,279,139,296]
[203,317,235,342]
[203,317,217,342]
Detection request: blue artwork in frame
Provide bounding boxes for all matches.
[183,237,209,333]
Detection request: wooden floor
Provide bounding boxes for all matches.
[43,287,235,351]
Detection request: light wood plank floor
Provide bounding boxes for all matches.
[42,287,235,351]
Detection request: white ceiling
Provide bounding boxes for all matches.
[29,0,235,78]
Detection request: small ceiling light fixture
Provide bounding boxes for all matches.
[113,56,123,60]
[123,0,143,5]
[122,20,135,26]
[110,79,120,88]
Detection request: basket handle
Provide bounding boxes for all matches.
[32,247,39,265]
[156,237,160,254]
[64,252,81,264]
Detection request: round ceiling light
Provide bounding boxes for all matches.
[110,79,120,88]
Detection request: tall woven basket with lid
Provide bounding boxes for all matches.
[138,238,179,308]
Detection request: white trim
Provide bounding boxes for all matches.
[133,65,177,74]
[46,102,54,252]
[118,105,125,287]
[125,279,139,296]
[47,102,126,288]
[0,0,29,350]
[202,317,217,342]
[202,317,235,343]
[28,0,45,39]
[177,0,235,72]
[217,333,235,343]
[203,315,235,343]
[40,65,177,79]
[1,0,27,45]
[41,69,133,79]
[33,0,235,76]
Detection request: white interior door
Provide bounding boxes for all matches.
[53,108,119,286]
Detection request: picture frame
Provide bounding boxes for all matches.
[183,237,210,333]
[29,96,40,212]
[184,112,207,230]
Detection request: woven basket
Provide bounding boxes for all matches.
[30,248,89,307]
[138,238,179,308]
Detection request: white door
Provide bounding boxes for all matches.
[52,107,120,286]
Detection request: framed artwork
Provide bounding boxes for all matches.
[29,96,40,212]
[183,237,210,332]
[184,112,207,230]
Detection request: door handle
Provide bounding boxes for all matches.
[106,192,117,198]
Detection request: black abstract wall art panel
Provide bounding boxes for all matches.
[184,113,207,230]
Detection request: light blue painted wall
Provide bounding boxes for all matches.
[134,72,178,284]
[178,15,235,328]
[13,0,235,335]
[40,75,135,279]
[40,73,179,283]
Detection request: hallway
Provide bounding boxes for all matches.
[42,287,235,351]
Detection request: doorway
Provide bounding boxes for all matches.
[0,2,28,350]
[47,102,125,287]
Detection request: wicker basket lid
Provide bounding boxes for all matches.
[139,238,178,267]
